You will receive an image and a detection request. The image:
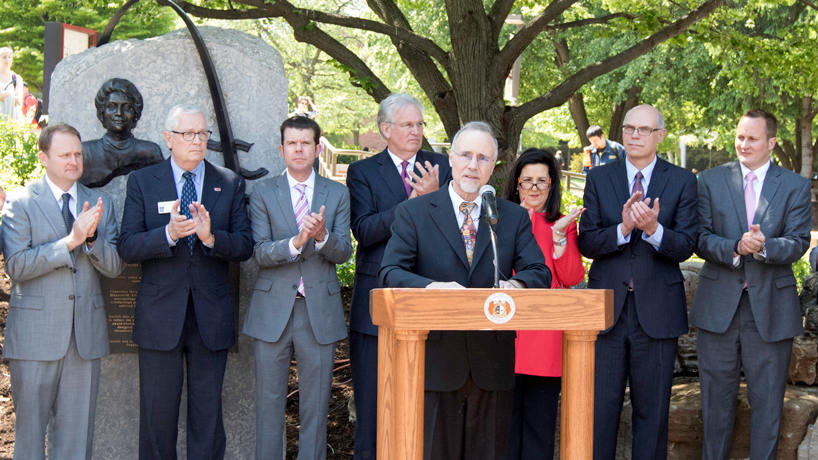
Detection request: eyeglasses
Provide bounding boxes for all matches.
[453,151,494,166]
[172,130,212,142]
[623,125,661,136]
[518,179,551,190]
[389,122,425,130]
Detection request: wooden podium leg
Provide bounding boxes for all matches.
[561,330,598,460]
[377,327,428,460]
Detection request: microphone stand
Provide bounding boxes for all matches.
[489,223,499,288]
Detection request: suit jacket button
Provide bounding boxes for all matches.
[738,279,744,284]
[292,284,298,290]
[302,259,307,263]
[68,294,74,300]
[632,254,637,259]
[72,268,77,273]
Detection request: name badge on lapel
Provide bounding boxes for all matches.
[158,201,176,214]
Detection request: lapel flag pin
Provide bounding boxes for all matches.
[214,187,221,192]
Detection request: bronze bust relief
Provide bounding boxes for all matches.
[81,78,164,188]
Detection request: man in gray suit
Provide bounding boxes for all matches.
[691,109,812,460]
[2,122,124,459]
[244,116,353,459]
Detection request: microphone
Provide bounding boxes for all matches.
[480,185,499,226]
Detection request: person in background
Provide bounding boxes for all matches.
[503,148,585,460]
[345,93,451,460]
[292,95,319,119]
[21,82,41,129]
[587,125,626,167]
[0,47,24,121]
[554,150,566,171]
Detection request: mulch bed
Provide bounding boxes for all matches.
[0,259,356,459]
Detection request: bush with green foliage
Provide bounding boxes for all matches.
[0,118,42,191]
[337,233,357,288]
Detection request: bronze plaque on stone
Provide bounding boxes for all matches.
[100,262,141,353]
[100,262,241,353]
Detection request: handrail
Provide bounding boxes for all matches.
[562,170,586,195]
[318,138,376,182]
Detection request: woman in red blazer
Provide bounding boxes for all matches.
[503,148,585,460]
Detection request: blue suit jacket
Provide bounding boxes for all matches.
[346,148,452,335]
[577,157,698,339]
[118,159,254,351]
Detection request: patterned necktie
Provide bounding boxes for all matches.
[61,193,73,233]
[629,171,644,290]
[181,171,197,253]
[294,183,309,296]
[400,161,412,197]
[459,202,477,266]
[744,171,757,231]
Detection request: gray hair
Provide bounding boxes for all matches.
[164,104,205,132]
[451,121,498,159]
[625,104,665,130]
[377,93,424,138]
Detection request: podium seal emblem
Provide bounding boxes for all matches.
[484,292,515,324]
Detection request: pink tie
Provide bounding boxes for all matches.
[294,184,309,296]
[400,161,412,197]
[744,171,757,231]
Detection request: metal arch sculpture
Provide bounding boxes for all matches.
[99,0,268,181]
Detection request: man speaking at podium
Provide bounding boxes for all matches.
[379,121,551,460]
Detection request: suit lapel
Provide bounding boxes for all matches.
[153,159,180,202]
[469,209,491,275]
[726,162,749,230]
[311,175,328,214]
[609,160,630,206]
[31,177,67,237]
[645,159,670,203]
[274,172,300,236]
[755,163,781,226]
[428,188,469,269]
[200,160,223,212]
[377,150,410,202]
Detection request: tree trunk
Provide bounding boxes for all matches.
[801,95,815,178]
[568,93,590,147]
[775,140,799,172]
[609,84,641,144]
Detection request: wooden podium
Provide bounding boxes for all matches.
[370,288,613,460]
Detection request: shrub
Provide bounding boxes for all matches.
[0,117,42,191]
[337,233,357,287]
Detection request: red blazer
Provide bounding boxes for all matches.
[515,213,585,377]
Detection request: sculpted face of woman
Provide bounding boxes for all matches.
[518,163,551,213]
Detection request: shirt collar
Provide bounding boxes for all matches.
[44,174,78,204]
[170,156,205,185]
[387,148,418,172]
[448,181,482,214]
[625,155,658,186]
[739,160,771,184]
[286,168,316,190]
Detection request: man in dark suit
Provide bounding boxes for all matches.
[577,105,698,460]
[691,110,811,460]
[345,93,452,459]
[118,104,253,460]
[379,121,551,460]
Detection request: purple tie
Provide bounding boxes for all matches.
[629,171,644,290]
[744,171,757,231]
[294,184,309,296]
[400,161,412,197]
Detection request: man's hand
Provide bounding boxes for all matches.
[67,201,101,251]
[739,224,765,254]
[406,161,440,198]
[499,280,526,289]
[190,202,214,246]
[84,198,104,247]
[620,191,643,236]
[167,199,196,242]
[426,281,466,289]
[630,197,660,236]
[301,205,327,242]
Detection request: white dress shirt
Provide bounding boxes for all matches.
[733,160,771,265]
[448,182,482,233]
[387,148,418,177]
[617,155,664,250]
[287,169,328,257]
